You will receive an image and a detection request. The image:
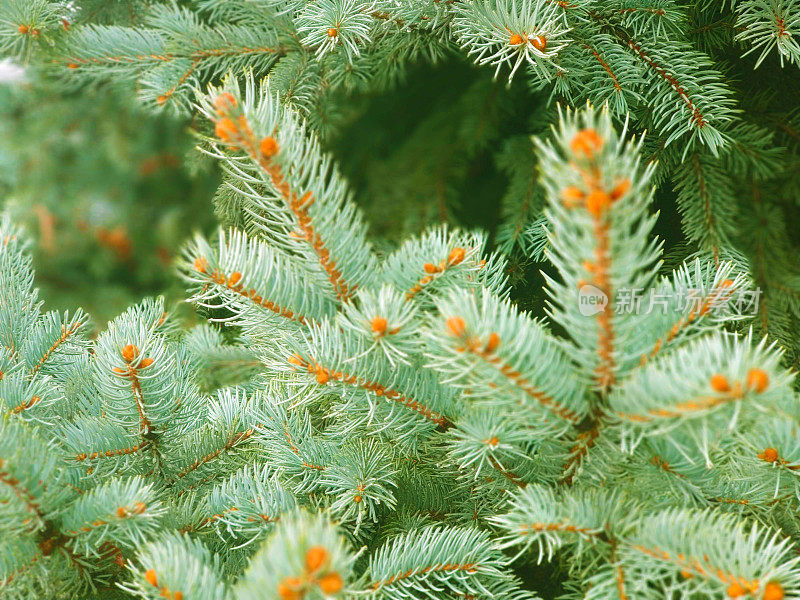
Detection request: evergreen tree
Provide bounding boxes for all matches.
[2,75,800,600]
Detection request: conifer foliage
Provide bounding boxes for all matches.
[5,0,800,362]
[3,72,800,599]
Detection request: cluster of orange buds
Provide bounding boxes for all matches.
[570,128,604,159]
[11,395,41,414]
[508,32,547,50]
[445,317,501,354]
[278,546,344,600]
[327,27,338,37]
[423,246,467,276]
[116,502,146,518]
[113,344,154,374]
[727,581,784,600]
[144,569,183,600]
[560,129,632,217]
[709,368,769,395]
[212,93,249,146]
[18,24,40,35]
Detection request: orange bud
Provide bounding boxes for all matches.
[530,35,547,51]
[173,592,184,600]
[140,358,154,368]
[727,582,745,598]
[448,247,466,265]
[228,271,242,286]
[194,256,208,273]
[509,33,524,45]
[117,507,128,517]
[758,447,779,463]
[561,186,585,206]
[215,117,238,142]
[278,577,303,600]
[371,316,388,335]
[122,344,139,363]
[156,95,167,105]
[763,581,784,600]
[18,24,28,34]
[446,316,466,338]
[484,332,500,353]
[318,571,343,594]
[585,190,611,216]
[746,368,769,393]
[316,367,330,385]
[288,354,305,366]
[353,495,362,503]
[487,436,499,447]
[113,367,126,374]
[328,27,338,37]
[570,128,603,158]
[260,137,279,159]
[305,546,329,572]
[610,178,631,200]
[214,92,237,114]
[423,263,438,274]
[145,569,158,587]
[133,502,147,513]
[67,63,79,69]
[709,374,731,393]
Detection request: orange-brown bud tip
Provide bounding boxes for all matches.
[215,117,238,143]
[371,316,388,335]
[18,24,28,34]
[260,136,279,159]
[122,344,139,363]
[746,368,769,393]
[561,186,585,206]
[709,374,731,393]
[140,358,154,368]
[327,27,338,37]
[585,190,611,217]
[570,128,604,159]
[228,271,242,286]
[353,495,362,503]
[156,95,167,105]
[116,507,128,517]
[423,262,438,274]
[448,247,466,265]
[144,569,158,587]
[509,33,524,45]
[67,63,79,69]
[487,436,499,447]
[610,178,631,201]
[213,92,237,114]
[305,546,329,572]
[758,447,779,463]
[530,35,547,50]
[194,256,207,273]
[484,332,501,353]
[278,576,304,600]
[446,316,466,338]
[764,582,784,600]
[316,367,330,385]
[727,582,746,598]
[288,354,305,366]
[318,571,343,594]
